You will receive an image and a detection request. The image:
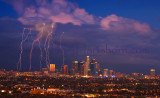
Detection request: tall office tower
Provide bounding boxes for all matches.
[84,62,88,76]
[150,69,155,77]
[87,56,90,63]
[113,71,116,76]
[50,64,55,73]
[87,56,90,70]
[84,56,90,76]
[96,62,100,71]
[90,59,98,76]
[95,62,100,76]
[71,61,78,75]
[90,62,97,76]
[62,65,68,75]
[79,60,85,76]
[103,69,109,76]
[110,70,114,76]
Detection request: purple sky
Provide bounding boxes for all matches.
[0,0,160,74]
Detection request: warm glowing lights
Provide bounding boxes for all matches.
[150,69,155,71]
[1,90,6,93]
[18,87,21,90]
[99,74,102,77]
[50,64,55,73]
[75,61,78,63]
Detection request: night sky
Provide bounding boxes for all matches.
[0,0,160,74]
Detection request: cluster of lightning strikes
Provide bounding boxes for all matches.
[17,22,56,71]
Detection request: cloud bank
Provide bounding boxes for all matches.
[5,0,95,25]
[5,0,152,35]
[101,14,151,34]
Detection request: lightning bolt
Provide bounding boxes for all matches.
[17,28,31,71]
[29,27,44,71]
[44,23,56,69]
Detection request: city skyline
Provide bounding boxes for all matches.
[0,55,157,77]
[0,0,160,74]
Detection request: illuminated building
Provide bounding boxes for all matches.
[50,64,55,73]
[84,62,88,76]
[71,61,78,75]
[42,68,48,74]
[110,70,114,76]
[150,69,155,77]
[95,62,101,75]
[90,59,98,76]
[79,60,85,75]
[90,63,96,76]
[84,56,90,76]
[62,65,68,75]
[87,56,90,63]
[103,69,109,76]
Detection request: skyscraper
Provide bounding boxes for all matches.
[71,61,78,75]
[62,65,68,75]
[84,62,88,76]
[50,64,55,73]
[110,70,114,76]
[150,69,155,77]
[87,56,90,63]
[90,62,96,76]
[84,56,90,76]
[90,59,98,76]
[79,60,85,76]
[103,69,109,76]
[95,62,100,76]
